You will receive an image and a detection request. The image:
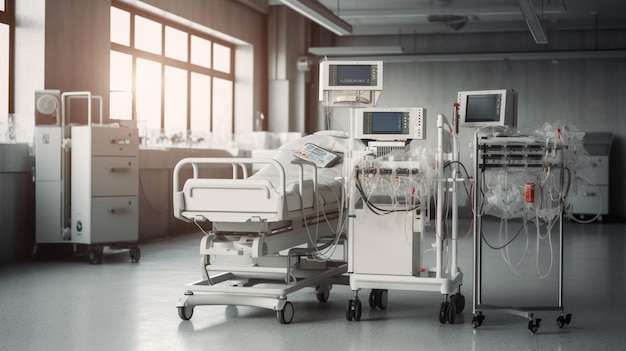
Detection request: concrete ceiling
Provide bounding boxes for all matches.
[284,0,626,37]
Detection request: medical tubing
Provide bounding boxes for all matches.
[480,217,529,250]
[309,181,348,261]
[354,168,420,214]
[535,222,554,279]
[192,218,215,285]
[565,170,602,223]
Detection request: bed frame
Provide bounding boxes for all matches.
[173,157,348,324]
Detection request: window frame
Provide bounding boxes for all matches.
[110,0,235,135]
[0,0,15,114]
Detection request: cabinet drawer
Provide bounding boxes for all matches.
[91,196,138,243]
[570,185,608,215]
[588,156,608,185]
[92,157,138,196]
[91,127,139,156]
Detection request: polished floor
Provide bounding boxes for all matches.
[1,219,625,351]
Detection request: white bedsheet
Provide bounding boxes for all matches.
[175,131,363,223]
[251,132,351,209]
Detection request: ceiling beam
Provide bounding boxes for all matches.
[518,0,549,44]
[322,49,626,62]
[336,4,566,20]
[279,0,352,35]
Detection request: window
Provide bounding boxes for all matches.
[0,0,15,118]
[110,1,235,146]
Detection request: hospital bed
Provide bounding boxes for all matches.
[173,132,354,324]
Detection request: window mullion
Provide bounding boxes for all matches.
[111,0,235,141]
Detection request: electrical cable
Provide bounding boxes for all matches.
[354,168,421,214]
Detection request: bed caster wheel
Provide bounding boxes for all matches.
[178,306,194,321]
[472,314,484,328]
[129,245,141,263]
[528,318,542,334]
[315,285,330,303]
[369,289,388,309]
[557,314,572,328]
[88,245,103,264]
[346,299,361,321]
[277,301,294,324]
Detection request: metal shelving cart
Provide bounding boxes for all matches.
[471,134,572,334]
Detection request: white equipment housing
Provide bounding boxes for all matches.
[33,91,140,264]
[34,126,64,243]
[319,60,383,107]
[345,114,465,324]
[457,89,517,128]
[355,107,425,141]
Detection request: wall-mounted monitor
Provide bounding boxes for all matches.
[457,89,517,128]
[320,61,383,91]
[355,107,425,141]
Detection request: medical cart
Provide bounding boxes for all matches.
[345,114,465,324]
[471,134,572,334]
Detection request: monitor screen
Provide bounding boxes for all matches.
[335,65,375,86]
[457,89,516,128]
[370,112,404,134]
[355,107,425,141]
[321,61,382,90]
[465,94,502,122]
[335,65,372,86]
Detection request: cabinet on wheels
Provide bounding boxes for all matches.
[71,126,139,263]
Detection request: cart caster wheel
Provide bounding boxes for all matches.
[315,285,330,303]
[528,318,542,334]
[446,298,457,324]
[31,244,39,260]
[129,245,141,263]
[277,301,294,324]
[88,245,103,264]
[353,299,362,321]
[453,293,465,313]
[557,314,572,328]
[472,314,484,328]
[369,289,388,310]
[375,289,388,310]
[368,290,377,308]
[346,300,354,321]
[439,301,449,324]
[346,299,361,321]
[178,306,193,320]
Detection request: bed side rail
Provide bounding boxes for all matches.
[173,157,317,221]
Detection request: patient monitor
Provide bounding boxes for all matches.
[457,89,517,128]
[319,60,383,107]
[355,107,425,141]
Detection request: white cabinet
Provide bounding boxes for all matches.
[569,133,612,218]
[35,126,66,243]
[71,126,139,246]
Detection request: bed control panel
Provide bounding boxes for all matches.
[294,142,340,168]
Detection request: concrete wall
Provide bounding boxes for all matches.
[3,0,272,263]
[0,145,35,263]
[314,30,626,220]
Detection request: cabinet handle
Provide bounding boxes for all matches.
[582,192,597,197]
[111,138,131,145]
[108,207,130,214]
[109,166,131,173]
